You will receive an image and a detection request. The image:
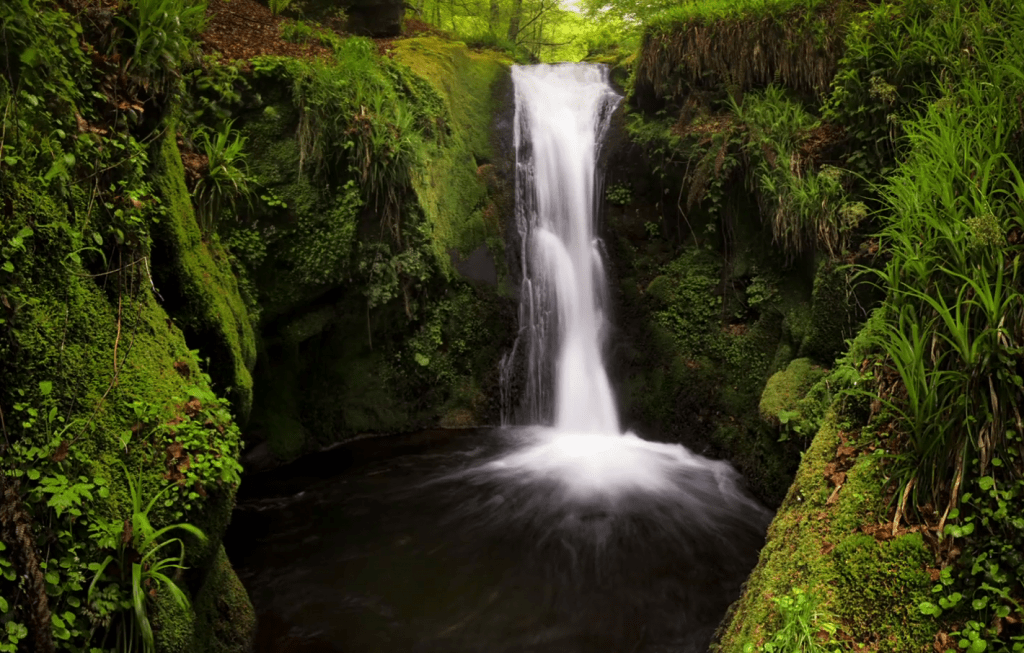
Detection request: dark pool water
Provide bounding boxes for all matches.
[226,428,771,653]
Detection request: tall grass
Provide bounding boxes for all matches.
[730,86,855,257]
[862,0,1024,511]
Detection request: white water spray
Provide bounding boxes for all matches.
[507,63,621,432]
[493,64,772,525]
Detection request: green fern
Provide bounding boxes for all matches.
[269,0,293,15]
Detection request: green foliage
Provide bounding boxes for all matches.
[1,3,255,651]
[920,471,1024,652]
[88,462,207,653]
[849,10,1024,641]
[863,80,1024,505]
[287,180,362,286]
[404,286,490,389]
[644,0,829,30]
[730,87,854,257]
[605,182,633,206]
[280,20,315,44]
[184,57,249,124]
[413,0,575,60]
[1,0,89,194]
[115,0,207,93]
[269,0,294,15]
[649,249,721,352]
[252,40,432,248]
[457,30,531,62]
[193,120,257,235]
[745,587,839,653]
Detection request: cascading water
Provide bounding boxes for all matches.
[505,63,621,431]
[230,64,773,653]
[493,65,766,510]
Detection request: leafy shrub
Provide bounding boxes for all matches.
[115,0,207,93]
[280,19,314,43]
[193,120,256,234]
[88,463,207,653]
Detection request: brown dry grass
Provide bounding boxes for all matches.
[635,7,851,106]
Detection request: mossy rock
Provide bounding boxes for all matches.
[758,357,827,426]
[832,533,933,646]
[2,173,251,653]
[798,259,854,363]
[713,405,940,652]
[391,37,512,275]
[149,127,257,421]
[193,545,257,653]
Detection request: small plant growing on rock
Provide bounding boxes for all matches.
[88,462,206,653]
[192,120,256,235]
[745,587,839,653]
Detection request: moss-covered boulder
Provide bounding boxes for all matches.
[714,404,937,652]
[758,357,827,427]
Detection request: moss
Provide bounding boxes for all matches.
[263,411,308,460]
[1,174,249,650]
[833,533,933,646]
[798,259,854,362]
[149,127,257,421]
[758,357,827,426]
[152,589,196,653]
[192,545,257,653]
[713,407,939,652]
[391,37,512,273]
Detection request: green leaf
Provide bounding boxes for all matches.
[0,596,7,613]
[919,601,942,616]
[39,381,52,396]
[978,477,995,491]
[92,233,102,246]
[19,49,39,66]
[26,469,40,481]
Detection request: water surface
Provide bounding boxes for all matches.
[229,428,770,653]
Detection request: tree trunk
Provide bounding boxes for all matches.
[489,0,499,32]
[506,0,522,42]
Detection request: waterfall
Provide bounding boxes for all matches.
[504,63,622,432]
